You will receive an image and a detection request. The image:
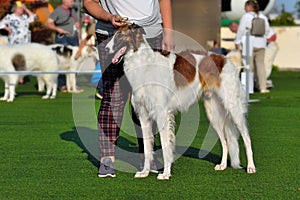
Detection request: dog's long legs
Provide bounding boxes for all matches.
[6,75,18,102]
[50,78,57,99]
[0,79,9,101]
[37,76,45,92]
[134,111,153,178]
[66,73,77,92]
[69,73,77,92]
[203,93,229,171]
[228,109,256,173]
[157,111,175,180]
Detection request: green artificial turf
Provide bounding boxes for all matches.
[0,71,299,199]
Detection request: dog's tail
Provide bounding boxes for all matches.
[224,115,241,168]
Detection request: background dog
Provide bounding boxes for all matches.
[48,44,99,93]
[108,24,256,180]
[0,43,59,102]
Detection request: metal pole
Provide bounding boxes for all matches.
[0,70,102,75]
[245,31,250,102]
[245,31,259,103]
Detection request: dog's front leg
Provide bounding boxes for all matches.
[66,74,72,92]
[7,75,18,102]
[157,112,175,180]
[7,83,16,102]
[134,115,153,178]
[0,79,9,101]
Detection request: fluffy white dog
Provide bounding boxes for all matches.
[0,43,59,102]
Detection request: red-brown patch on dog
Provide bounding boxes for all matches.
[209,54,225,73]
[198,54,224,90]
[173,51,197,88]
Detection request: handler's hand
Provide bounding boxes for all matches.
[110,15,127,28]
[162,29,174,51]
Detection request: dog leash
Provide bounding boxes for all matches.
[115,16,132,25]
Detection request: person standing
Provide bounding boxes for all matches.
[234,0,270,93]
[229,20,278,88]
[83,0,174,178]
[264,27,278,88]
[0,1,36,45]
[0,1,36,84]
[46,0,80,92]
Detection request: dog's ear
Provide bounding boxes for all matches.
[131,23,146,35]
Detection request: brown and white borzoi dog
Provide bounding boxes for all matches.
[107,24,256,180]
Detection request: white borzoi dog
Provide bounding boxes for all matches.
[107,24,256,180]
[48,44,98,93]
[0,43,59,102]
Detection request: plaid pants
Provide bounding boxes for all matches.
[96,32,163,157]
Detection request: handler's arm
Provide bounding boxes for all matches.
[159,0,174,51]
[46,18,67,35]
[83,0,123,27]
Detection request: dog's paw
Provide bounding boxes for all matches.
[157,173,171,180]
[214,164,227,171]
[7,99,14,102]
[42,95,50,99]
[134,171,149,178]
[247,166,256,174]
[50,96,56,99]
[0,97,8,101]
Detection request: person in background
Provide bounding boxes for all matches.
[0,1,36,45]
[0,1,36,84]
[83,0,174,178]
[209,40,230,55]
[233,0,270,93]
[228,21,239,34]
[229,20,278,89]
[264,27,278,88]
[46,0,80,92]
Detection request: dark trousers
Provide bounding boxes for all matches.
[96,32,163,157]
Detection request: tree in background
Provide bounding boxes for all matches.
[49,0,62,8]
[296,0,300,19]
[0,0,11,20]
[271,12,296,26]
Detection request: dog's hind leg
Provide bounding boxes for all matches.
[134,112,153,178]
[37,76,45,92]
[42,75,52,99]
[203,92,229,171]
[49,75,58,99]
[156,111,175,180]
[228,108,256,173]
[217,81,256,173]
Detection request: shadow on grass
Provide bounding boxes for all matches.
[15,91,44,97]
[60,127,100,168]
[60,126,221,170]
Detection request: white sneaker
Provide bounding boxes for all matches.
[260,89,270,94]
